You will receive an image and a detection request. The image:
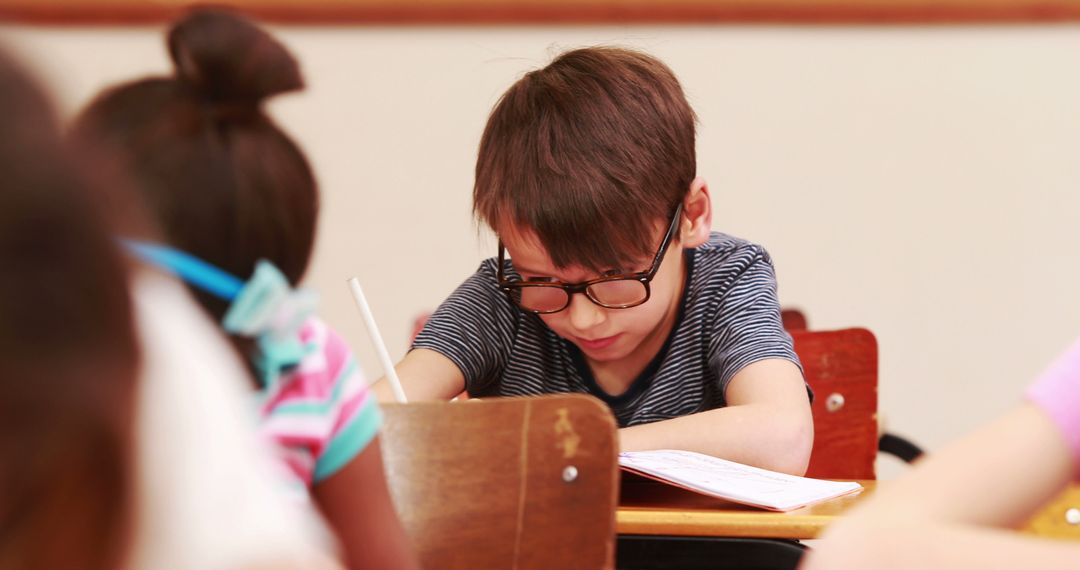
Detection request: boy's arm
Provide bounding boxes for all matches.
[371,348,466,402]
[617,358,813,475]
[801,403,1078,570]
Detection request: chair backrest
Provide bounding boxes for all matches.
[781,308,809,331]
[793,328,879,480]
[380,394,619,570]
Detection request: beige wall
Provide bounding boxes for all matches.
[5,23,1079,460]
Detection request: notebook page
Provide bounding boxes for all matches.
[619,449,862,511]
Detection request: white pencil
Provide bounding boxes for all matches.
[347,277,408,403]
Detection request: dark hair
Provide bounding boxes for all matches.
[0,52,139,570]
[474,46,697,272]
[72,8,317,325]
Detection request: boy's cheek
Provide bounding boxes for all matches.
[537,313,567,333]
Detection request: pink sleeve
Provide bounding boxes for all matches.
[311,323,380,483]
[1026,339,1080,476]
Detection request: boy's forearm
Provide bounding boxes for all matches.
[371,348,467,403]
[371,375,454,403]
[371,378,403,403]
[618,404,813,475]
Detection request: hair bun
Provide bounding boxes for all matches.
[167,8,303,104]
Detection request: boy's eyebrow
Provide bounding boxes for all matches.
[510,261,629,280]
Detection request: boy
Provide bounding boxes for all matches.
[377,47,812,475]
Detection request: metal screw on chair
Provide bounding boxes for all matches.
[1066,508,1080,525]
[562,466,578,483]
[826,393,845,413]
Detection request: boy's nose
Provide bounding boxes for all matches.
[566,292,606,332]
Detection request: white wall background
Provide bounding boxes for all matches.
[5,23,1078,466]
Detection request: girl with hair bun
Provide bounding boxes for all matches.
[1,39,337,570]
[73,9,418,569]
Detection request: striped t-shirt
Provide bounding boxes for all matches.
[258,317,381,494]
[413,232,801,427]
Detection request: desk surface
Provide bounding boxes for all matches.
[619,479,1080,541]
[617,476,876,540]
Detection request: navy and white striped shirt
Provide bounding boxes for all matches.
[413,232,801,427]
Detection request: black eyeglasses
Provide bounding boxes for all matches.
[497,204,684,314]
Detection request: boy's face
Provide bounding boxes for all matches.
[500,220,686,368]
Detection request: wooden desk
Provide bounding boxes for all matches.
[619,478,1080,541]
[1023,484,1080,540]
[617,476,876,540]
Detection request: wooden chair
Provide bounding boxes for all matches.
[620,327,881,570]
[616,329,883,569]
[792,328,880,480]
[379,394,620,570]
[792,328,1080,541]
[780,308,808,332]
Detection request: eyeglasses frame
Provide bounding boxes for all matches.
[496,203,684,315]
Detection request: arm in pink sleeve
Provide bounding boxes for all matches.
[1026,339,1080,475]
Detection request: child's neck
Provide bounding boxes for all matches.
[588,357,650,397]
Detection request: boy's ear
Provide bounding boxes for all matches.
[681,177,712,248]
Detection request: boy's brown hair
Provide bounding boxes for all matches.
[474,46,697,272]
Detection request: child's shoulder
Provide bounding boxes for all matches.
[261,316,366,420]
[693,231,772,264]
[297,316,334,350]
[687,232,778,296]
[293,316,364,388]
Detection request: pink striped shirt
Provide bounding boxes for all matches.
[258,317,381,493]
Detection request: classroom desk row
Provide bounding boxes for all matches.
[381,395,1078,568]
[618,478,1080,541]
[618,477,877,540]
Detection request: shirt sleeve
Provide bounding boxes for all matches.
[311,327,382,483]
[1026,338,1080,477]
[411,260,519,394]
[707,245,801,400]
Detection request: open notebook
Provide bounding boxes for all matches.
[619,450,863,512]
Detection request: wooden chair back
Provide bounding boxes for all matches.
[380,394,619,569]
[781,308,808,331]
[793,328,879,480]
